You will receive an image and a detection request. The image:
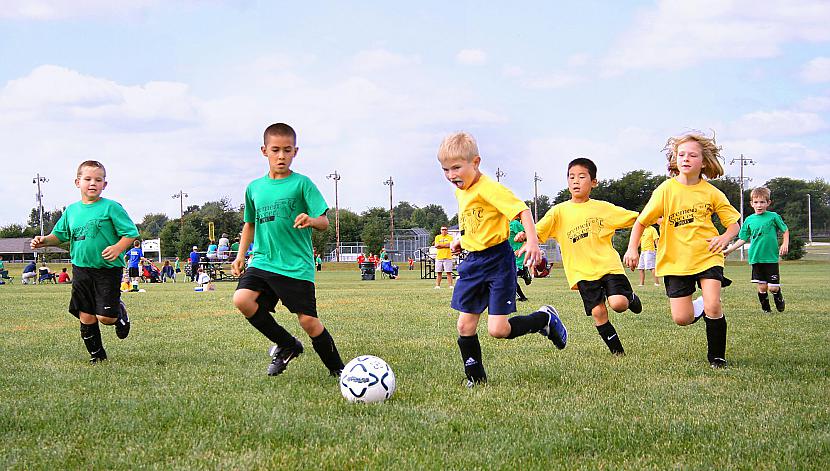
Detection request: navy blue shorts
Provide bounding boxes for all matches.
[451,241,517,315]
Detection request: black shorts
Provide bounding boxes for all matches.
[751,263,780,285]
[68,265,123,319]
[128,266,139,278]
[236,267,317,317]
[576,274,633,316]
[664,266,732,298]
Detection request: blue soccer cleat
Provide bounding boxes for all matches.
[539,305,567,349]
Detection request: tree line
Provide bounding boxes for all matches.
[3,172,827,259]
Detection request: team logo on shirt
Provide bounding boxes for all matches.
[566,218,604,243]
[256,198,296,224]
[668,203,712,227]
[71,219,104,241]
[460,207,484,235]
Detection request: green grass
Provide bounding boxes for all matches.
[2,262,829,469]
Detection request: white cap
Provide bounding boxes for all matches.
[193,246,198,250]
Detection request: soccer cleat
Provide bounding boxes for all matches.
[329,368,343,378]
[629,293,642,314]
[267,338,304,376]
[773,293,785,312]
[517,295,529,302]
[760,299,772,313]
[89,349,107,364]
[520,268,532,286]
[434,285,441,289]
[464,375,487,388]
[538,305,567,349]
[115,300,130,339]
[709,357,727,369]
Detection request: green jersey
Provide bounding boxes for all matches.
[738,211,788,265]
[51,198,139,269]
[244,172,328,282]
[509,219,525,269]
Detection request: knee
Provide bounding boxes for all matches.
[232,292,257,317]
[457,319,477,336]
[671,311,694,326]
[487,323,511,338]
[608,296,628,313]
[298,315,322,335]
[99,316,116,325]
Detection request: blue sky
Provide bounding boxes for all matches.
[1,0,829,227]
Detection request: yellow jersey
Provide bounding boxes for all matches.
[455,174,528,252]
[433,234,454,260]
[536,199,638,289]
[638,178,740,276]
[639,226,659,252]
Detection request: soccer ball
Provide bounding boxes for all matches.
[339,355,396,403]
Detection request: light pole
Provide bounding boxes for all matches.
[495,167,505,182]
[807,193,813,244]
[730,154,754,261]
[533,172,542,222]
[32,174,48,237]
[327,171,341,262]
[383,176,394,252]
[172,190,189,227]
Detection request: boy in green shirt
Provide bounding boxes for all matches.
[31,160,139,363]
[724,187,789,312]
[231,123,345,377]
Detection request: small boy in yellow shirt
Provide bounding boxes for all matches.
[637,219,661,286]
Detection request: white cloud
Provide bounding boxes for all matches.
[502,65,524,78]
[351,49,420,72]
[520,72,581,90]
[720,138,830,185]
[801,57,830,83]
[456,49,487,66]
[0,0,163,20]
[603,0,830,74]
[728,110,827,138]
[797,95,830,112]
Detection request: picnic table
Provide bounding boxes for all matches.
[199,261,239,282]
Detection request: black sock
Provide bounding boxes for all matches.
[516,283,527,300]
[758,292,770,309]
[596,321,624,354]
[505,311,548,339]
[772,289,783,301]
[80,322,105,358]
[704,315,727,362]
[458,334,486,381]
[311,328,344,372]
[246,307,294,348]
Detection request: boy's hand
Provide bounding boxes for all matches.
[231,257,245,277]
[30,236,46,249]
[101,246,120,261]
[779,244,789,256]
[517,240,541,270]
[293,213,312,229]
[450,238,462,254]
[514,231,526,242]
[706,234,731,254]
[623,248,639,271]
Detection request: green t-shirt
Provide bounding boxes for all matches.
[244,172,328,282]
[738,211,788,264]
[0,260,5,271]
[509,219,525,269]
[230,242,240,251]
[51,198,139,269]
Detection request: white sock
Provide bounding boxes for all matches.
[693,296,705,318]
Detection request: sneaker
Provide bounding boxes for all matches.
[538,305,567,349]
[89,349,107,364]
[628,293,642,314]
[760,298,772,313]
[330,368,343,378]
[520,268,532,286]
[267,338,304,376]
[115,300,130,339]
[709,357,727,369]
[517,296,529,302]
[434,285,442,289]
[464,375,487,388]
[773,293,785,312]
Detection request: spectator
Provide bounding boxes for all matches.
[218,233,230,260]
[22,260,37,284]
[0,255,8,279]
[189,246,200,281]
[57,267,71,284]
[161,260,175,282]
[39,262,57,284]
[206,240,218,261]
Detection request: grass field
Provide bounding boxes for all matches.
[1,261,829,469]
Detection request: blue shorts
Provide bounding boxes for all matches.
[451,241,517,315]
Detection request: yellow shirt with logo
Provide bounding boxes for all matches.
[639,226,659,252]
[433,234,454,260]
[637,178,740,276]
[455,174,528,252]
[536,199,638,289]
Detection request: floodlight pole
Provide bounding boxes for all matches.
[729,154,754,261]
[384,176,394,251]
[533,172,542,222]
[172,190,189,227]
[807,193,812,244]
[327,171,341,262]
[495,167,505,182]
[32,174,48,237]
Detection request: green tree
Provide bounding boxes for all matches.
[138,213,169,239]
[158,220,182,258]
[411,204,450,236]
[393,201,418,229]
[524,194,553,220]
[765,178,830,238]
[0,224,28,238]
[361,217,386,255]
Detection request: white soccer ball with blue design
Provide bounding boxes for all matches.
[339,355,396,403]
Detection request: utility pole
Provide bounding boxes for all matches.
[172,190,189,227]
[495,167,505,182]
[32,174,48,237]
[327,171,341,262]
[807,193,813,244]
[383,176,394,252]
[730,154,754,261]
[533,172,543,221]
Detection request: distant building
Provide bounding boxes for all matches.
[0,237,68,262]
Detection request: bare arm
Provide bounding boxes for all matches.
[294,213,329,231]
[515,209,541,270]
[780,230,790,256]
[623,221,646,270]
[707,222,740,254]
[722,238,746,256]
[30,234,61,249]
[232,222,255,276]
[102,236,137,261]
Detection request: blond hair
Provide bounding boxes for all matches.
[76,160,106,178]
[437,131,479,162]
[750,186,771,201]
[664,132,724,179]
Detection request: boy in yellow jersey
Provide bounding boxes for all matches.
[624,132,740,368]
[437,131,567,387]
[525,158,642,356]
[637,218,661,286]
